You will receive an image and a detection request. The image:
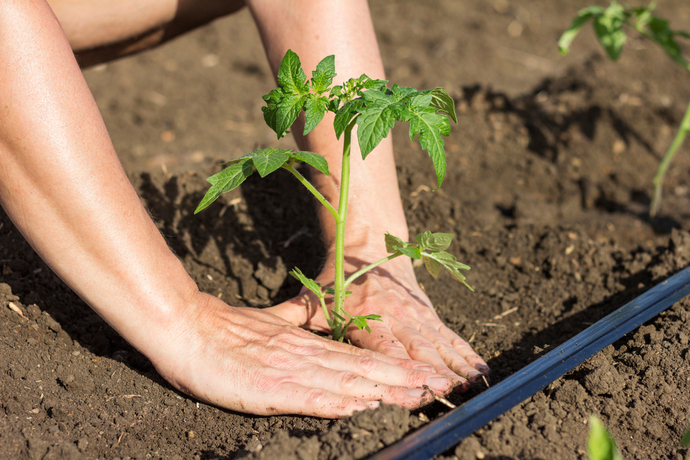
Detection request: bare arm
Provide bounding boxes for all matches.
[0,0,456,417]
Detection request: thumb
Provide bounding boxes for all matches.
[264,291,330,332]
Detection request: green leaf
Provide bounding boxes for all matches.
[423,250,472,290]
[356,90,400,158]
[644,15,688,66]
[262,89,306,139]
[391,84,419,101]
[396,245,422,260]
[409,93,433,110]
[311,55,336,94]
[195,160,254,213]
[361,78,388,91]
[682,424,690,447]
[344,312,382,333]
[304,94,329,135]
[289,267,325,299]
[429,87,458,124]
[423,256,441,278]
[277,49,309,95]
[278,94,307,138]
[587,416,622,460]
[334,99,365,139]
[246,148,291,178]
[427,250,471,271]
[385,233,406,254]
[288,151,330,176]
[558,6,604,55]
[408,106,450,189]
[262,50,310,139]
[416,231,454,251]
[593,2,627,60]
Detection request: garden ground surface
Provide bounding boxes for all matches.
[1,1,690,459]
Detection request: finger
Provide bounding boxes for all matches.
[236,382,381,418]
[291,363,435,410]
[309,347,455,394]
[418,323,483,381]
[264,294,318,328]
[262,382,380,418]
[438,323,490,375]
[392,323,467,389]
[348,321,416,362]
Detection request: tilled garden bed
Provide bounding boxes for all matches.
[1,1,690,458]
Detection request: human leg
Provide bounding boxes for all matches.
[47,0,245,67]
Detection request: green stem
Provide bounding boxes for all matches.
[332,120,356,342]
[628,22,690,217]
[344,253,403,289]
[651,99,690,217]
[318,296,334,331]
[282,163,339,221]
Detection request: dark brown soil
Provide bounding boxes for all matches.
[2,1,690,459]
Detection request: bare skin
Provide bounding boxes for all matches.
[0,0,487,417]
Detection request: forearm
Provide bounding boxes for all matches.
[248,0,409,261]
[0,0,198,364]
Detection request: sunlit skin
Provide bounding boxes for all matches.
[0,0,487,417]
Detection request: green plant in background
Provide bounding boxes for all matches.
[587,415,690,460]
[558,1,690,217]
[195,50,471,341]
[587,416,622,460]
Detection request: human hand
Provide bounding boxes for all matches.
[269,252,489,390]
[152,291,458,417]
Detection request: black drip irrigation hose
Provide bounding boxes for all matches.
[370,265,690,460]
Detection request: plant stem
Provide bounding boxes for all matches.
[344,253,403,289]
[332,121,356,341]
[318,296,333,331]
[282,163,340,221]
[650,99,690,217]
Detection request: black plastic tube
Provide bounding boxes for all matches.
[370,265,690,460]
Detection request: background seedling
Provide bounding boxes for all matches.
[587,415,690,460]
[558,1,690,217]
[195,50,471,341]
[587,416,622,460]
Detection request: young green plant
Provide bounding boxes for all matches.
[195,50,471,341]
[587,415,690,460]
[558,1,690,217]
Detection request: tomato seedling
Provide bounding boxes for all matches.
[195,50,471,341]
[558,1,690,217]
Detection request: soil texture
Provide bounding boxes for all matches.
[1,1,690,459]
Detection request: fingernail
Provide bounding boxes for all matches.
[406,388,426,397]
[365,400,380,410]
[467,370,483,382]
[414,364,435,373]
[476,364,490,375]
[426,377,450,392]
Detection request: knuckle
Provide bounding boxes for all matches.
[251,370,288,393]
[337,371,363,392]
[374,337,404,355]
[450,336,471,350]
[355,356,379,375]
[305,388,330,407]
[407,337,435,354]
[402,370,424,389]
